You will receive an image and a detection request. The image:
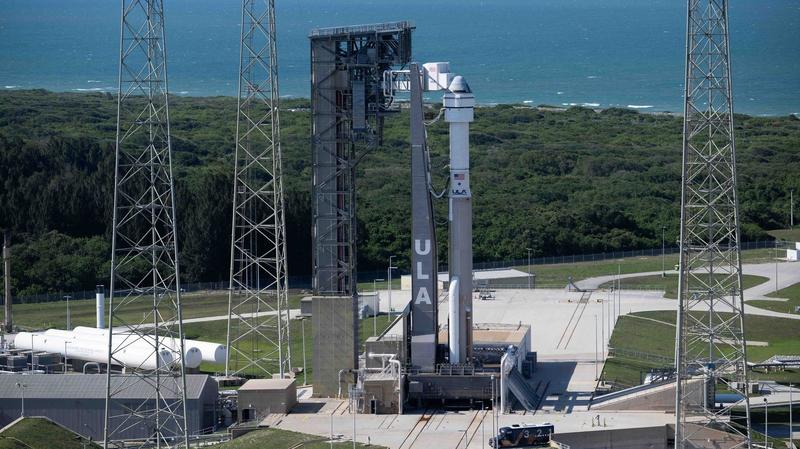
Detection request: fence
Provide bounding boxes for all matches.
[4,239,783,305]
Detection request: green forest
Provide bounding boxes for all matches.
[1,90,798,296]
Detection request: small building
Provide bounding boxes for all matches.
[237,378,296,422]
[401,268,533,290]
[0,373,218,441]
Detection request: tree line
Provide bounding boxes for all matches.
[0,90,797,295]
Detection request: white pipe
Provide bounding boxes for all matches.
[83,362,101,374]
[388,359,403,414]
[95,287,105,329]
[500,352,508,414]
[448,276,461,364]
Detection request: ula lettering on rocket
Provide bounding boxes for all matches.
[414,239,432,305]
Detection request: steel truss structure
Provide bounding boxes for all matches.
[105,0,189,447]
[225,0,291,379]
[674,0,751,447]
[310,22,413,297]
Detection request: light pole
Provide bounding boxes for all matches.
[763,397,768,447]
[791,189,794,228]
[64,295,72,330]
[15,382,26,417]
[491,375,496,449]
[300,317,308,386]
[352,393,357,449]
[387,256,397,322]
[526,248,533,289]
[790,383,794,446]
[775,239,779,293]
[617,264,621,320]
[594,314,598,381]
[601,292,605,359]
[661,226,666,277]
[64,341,70,374]
[372,278,384,337]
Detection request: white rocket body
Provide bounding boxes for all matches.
[444,75,475,364]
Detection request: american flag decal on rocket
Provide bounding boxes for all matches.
[453,173,465,180]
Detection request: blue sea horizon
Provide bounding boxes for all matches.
[1,0,798,116]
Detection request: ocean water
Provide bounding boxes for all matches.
[1,0,798,115]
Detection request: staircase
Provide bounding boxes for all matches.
[507,367,540,412]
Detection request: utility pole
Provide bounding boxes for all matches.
[674,0,752,446]
[3,231,11,333]
[791,189,794,228]
[225,0,291,379]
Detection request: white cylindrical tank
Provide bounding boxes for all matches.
[16,331,174,370]
[187,340,227,365]
[72,326,206,367]
[95,285,105,329]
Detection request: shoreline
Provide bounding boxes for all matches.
[2,87,797,118]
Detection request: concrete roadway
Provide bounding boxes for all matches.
[573,260,800,320]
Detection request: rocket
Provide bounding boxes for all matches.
[444,75,475,364]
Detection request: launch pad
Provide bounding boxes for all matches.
[308,21,540,416]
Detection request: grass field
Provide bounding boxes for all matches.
[186,314,395,378]
[601,310,800,389]
[214,427,383,449]
[748,282,800,315]
[0,291,304,331]
[0,417,99,449]
[598,274,770,299]
[515,248,775,287]
[767,228,800,242]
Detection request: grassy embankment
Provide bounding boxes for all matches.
[514,247,775,288]
[0,291,304,331]
[601,311,800,389]
[598,274,770,299]
[767,228,800,242]
[0,417,99,449]
[214,428,383,449]
[748,281,800,315]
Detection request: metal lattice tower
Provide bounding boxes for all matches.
[104,0,189,447]
[224,0,291,379]
[674,0,751,447]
